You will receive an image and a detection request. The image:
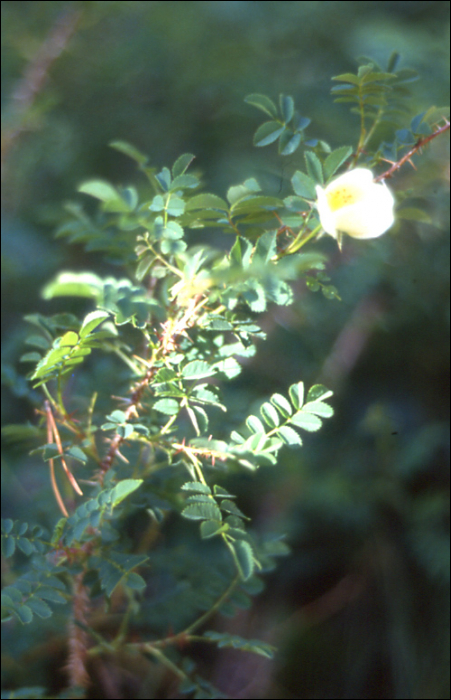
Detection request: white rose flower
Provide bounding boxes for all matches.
[315,168,395,240]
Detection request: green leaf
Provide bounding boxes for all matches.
[188,405,208,436]
[24,335,50,350]
[2,535,15,558]
[200,520,226,539]
[106,409,127,423]
[92,551,148,597]
[304,151,323,184]
[231,539,255,581]
[15,604,33,624]
[270,393,292,417]
[421,105,450,126]
[244,93,278,118]
[260,402,280,428]
[253,121,285,147]
[186,495,213,505]
[154,367,178,383]
[66,446,87,463]
[121,186,138,210]
[2,519,14,535]
[170,174,199,191]
[110,479,143,507]
[227,178,260,205]
[357,64,374,79]
[203,631,275,658]
[79,310,110,337]
[219,500,248,518]
[125,572,146,591]
[302,401,334,418]
[252,231,277,263]
[232,195,284,215]
[172,153,195,178]
[185,193,228,211]
[182,360,217,380]
[117,424,134,439]
[279,130,302,155]
[60,331,78,347]
[225,515,246,532]
[242,281,266,312]
[214,356,242,379]
[277,425,303,446]
[155,167,171,191]
[41,272,102,300]
[160,237,187,255]
[230,430,244,445]
[394,68,419,84]
[387,51,401,73]
[229,236,243,267]
[291,171,317,199]
[20,352,43,363]
[279,94,294,122]
[153,398,180,415]
[246,415,266,435]
[361,71,396,84]
[306,384,333,402]
[182,481,212,494]
[213,485,236,498]
[37,586,67,604]
[293,114,311,131]
[288,381,304,409]
[2,570,68,625]
[182,502,222,521]
[26,597,52,619]
[331,73,360,84]
[78,180,121,202]
[290,411,323,431]
[109,140,148,165]
[148,194,165,212]
[158,220,184,239]
[323,146,353,180]
[166,196,185,216]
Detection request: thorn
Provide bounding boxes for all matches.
[115,448,130,464]
[132,355,150,367]
[173,438,186,455]
[111,395,132,404]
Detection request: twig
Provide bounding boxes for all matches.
[1,9,81,182]
[374,120,450,182]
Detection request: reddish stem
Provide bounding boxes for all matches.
[374,120,450,182]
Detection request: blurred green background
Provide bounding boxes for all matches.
[1,2,449,698]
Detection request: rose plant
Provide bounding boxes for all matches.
[1,53,449,699]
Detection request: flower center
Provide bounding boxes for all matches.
[327,186,360,212]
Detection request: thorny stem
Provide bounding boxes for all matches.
[1,9,81,183]
[98,294,208,481]
[375,120,450,182]
[67,573,90,690]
